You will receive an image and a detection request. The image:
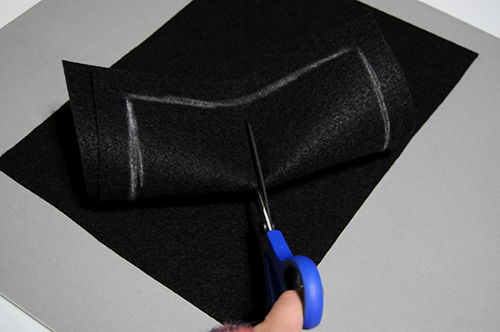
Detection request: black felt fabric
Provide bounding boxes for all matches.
[63,17,415,202]
[0,0,477,324]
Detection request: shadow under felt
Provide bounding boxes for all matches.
[0,0,477,324]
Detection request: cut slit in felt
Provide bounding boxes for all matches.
[0,1,477,324]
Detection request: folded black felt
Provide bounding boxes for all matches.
[64,17,415,201]
[0,0,477,324]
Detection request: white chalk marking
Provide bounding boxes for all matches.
[126,98,144,200]
[358,48,391,150]
[124,47,391,198]
[128,48,352,108]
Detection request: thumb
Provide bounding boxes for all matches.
[254,290,304,332]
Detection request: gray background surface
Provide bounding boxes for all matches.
[1,0,499,331]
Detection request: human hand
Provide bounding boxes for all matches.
[253,290,304,332]
[210,289,305,332]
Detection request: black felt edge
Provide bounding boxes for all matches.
[62,61,100,201]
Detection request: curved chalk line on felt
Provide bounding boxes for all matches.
[124,47,390,200]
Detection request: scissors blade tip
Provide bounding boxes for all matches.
[245,120,274,232]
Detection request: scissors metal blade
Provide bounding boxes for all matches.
[246,121,274,232]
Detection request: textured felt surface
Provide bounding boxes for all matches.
[0,0,477,324]
[63,16,414,202]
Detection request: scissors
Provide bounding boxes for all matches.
[246,121,323,329]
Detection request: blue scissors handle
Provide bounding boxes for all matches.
[263,230,323,329]
[246,121,323,329]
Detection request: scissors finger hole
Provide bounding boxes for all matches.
[283,264,303,290]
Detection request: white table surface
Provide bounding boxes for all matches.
[1,0,499,331]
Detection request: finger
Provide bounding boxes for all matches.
[253,290,304,332]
